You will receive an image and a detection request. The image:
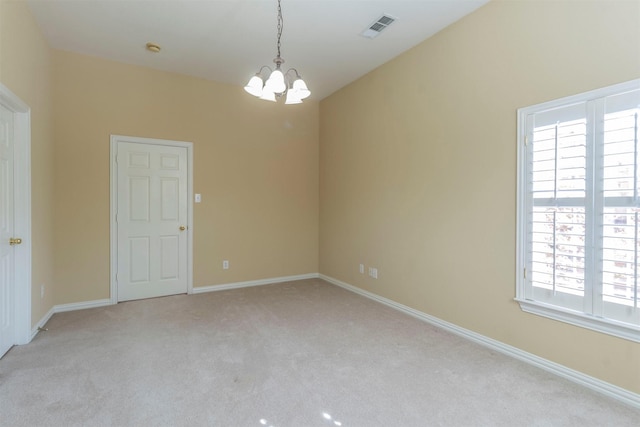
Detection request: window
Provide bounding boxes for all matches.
[516,79,640,342]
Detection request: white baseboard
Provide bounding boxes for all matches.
[192,273,320,294]
[319,274,640,410]
[54,298,113,313]
[31,298,113,340]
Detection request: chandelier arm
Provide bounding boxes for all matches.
[285,68,302,79]
[258,65,273,76]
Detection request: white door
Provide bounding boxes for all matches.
[116,141,188,301]
[0,104,16,357]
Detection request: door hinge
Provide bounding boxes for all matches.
[524,268,527,279]
[524,135,529,146]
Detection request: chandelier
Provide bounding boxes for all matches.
[244,0,310,104]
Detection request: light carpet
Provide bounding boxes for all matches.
[0,279,638,426]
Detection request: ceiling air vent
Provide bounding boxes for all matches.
[360,14,396,39]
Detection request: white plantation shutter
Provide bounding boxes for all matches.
[527,105,589,313]
[517,80,640,341]
[600,91,640,325]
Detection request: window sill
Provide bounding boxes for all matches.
[515,298,640,343]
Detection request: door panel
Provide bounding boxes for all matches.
[129,237,150,283]
[129,176,150,221]
[160,178,179,220]
[160,235,179,279]
[117,142,188,301]
[0,103,15,357]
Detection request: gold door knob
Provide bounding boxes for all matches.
[9,238,22,245]
[179,226,186,231]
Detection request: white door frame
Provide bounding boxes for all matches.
[110,135,194,303]
[0,82,32,345]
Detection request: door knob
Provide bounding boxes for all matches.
[179,226,186,231]
[9,238,22,245]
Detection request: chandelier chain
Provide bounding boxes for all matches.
[276,0,283,59]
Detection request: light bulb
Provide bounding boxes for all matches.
[260,89,276,102]
[265,69,286,94]
[285,90,302,105]
[244,75,264,97]
[292,78,310,99]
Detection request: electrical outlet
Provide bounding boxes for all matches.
[368,267,378,279]
[359,264,364,274]
[40,284,45,299]
[223,260,229,270]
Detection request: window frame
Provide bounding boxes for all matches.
[516,79,640,343]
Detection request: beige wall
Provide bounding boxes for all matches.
[53,50,319,304]
[319,0,640,393]
[0,0,56,326]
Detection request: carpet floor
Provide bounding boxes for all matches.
[0,278,638,426]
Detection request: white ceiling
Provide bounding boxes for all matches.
[27,0,489,100]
